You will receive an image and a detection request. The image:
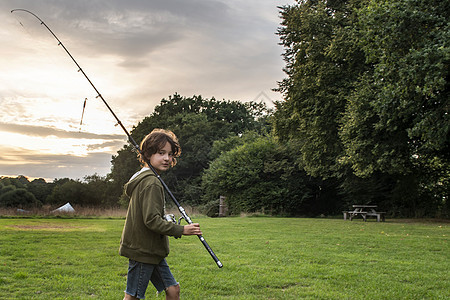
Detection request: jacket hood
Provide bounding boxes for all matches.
[124,169,156,197]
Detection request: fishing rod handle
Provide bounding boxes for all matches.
[179,205,223,268]
[198,235,223,268]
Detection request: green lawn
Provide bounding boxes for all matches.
[0,216,448,299]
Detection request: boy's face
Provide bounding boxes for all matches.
[149,141,173,173]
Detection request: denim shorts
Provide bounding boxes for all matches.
[125,259,178,299]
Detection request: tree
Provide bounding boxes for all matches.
[209,131,262,161]
[0,187,41,208]
[274,0,449,216]
[109,145,140,204]
[109,94,271,205]
[0,176,28,189]
[28,178,53,205]
[0,176,49,208]
[275,0,368,178]
[83,174,115,206]
[202,136,333,216]
[339,0,449,216]
[46,179,88,206]
[0,184,16,198]
[340,0,449,175]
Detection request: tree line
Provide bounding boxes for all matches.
[0,174,116,209]
[1,0,448,217]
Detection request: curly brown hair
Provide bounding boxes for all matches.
[138,129,181,167]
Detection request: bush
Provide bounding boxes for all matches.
[0,188,42,208]
[202,136,319,216]
[200,199,220,218]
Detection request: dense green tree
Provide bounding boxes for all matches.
[109,145,140,203]
[109,94,271,205]
[0,184,16,197]
[0,176,28,189]
[46,179,88,206]
[27,178,53,205]
[0,187,41,208]
[340,0,449,175]
[275,0,368,178]
[339,0,449,215]
[0,176,49,208]
[51,178,71,186]
[83,174,115,206]
[209,131,262,161]
[45,175,114,207]
[275,0,449,216]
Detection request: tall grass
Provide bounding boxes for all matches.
[0,206,127,218]
[0,216,448,299]
[0,205,197,219]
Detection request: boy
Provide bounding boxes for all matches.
[119,129,202,300]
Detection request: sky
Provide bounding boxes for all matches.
[0,0,294,182]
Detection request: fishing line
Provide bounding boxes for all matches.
[12,11,29,34]
[12,10,52,46]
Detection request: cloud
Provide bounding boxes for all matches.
[3,0,288,104]
[86,140,127,152]
[0,146,114,180]
[0,121,125,140]
[5,0,234,59]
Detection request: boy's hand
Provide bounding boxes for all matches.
[183,223,202,235]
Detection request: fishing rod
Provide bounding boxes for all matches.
[11,8,223,269]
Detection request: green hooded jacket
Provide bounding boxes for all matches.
[119,169,184,264]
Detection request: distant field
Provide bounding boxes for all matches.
[0,217,448,299]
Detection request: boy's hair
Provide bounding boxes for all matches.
[139,129,181,167]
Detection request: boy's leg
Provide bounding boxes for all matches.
[125,259,155,299]
[165,284,180,300]
[151,259,179,299]
[123,293,139,300]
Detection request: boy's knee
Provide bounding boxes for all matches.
[123,292,139,300]
[166,284,180,299]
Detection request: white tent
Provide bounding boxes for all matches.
[52,202,75,213]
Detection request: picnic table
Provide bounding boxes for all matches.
[343,205,386,222]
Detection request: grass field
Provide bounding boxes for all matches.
[0,216,448,299]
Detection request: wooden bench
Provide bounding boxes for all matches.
[343,211,366,220]
[366,212,386,222]
[343,205,386,222]
[349,211,367,221]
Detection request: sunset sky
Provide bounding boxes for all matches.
[0,0,293,181]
